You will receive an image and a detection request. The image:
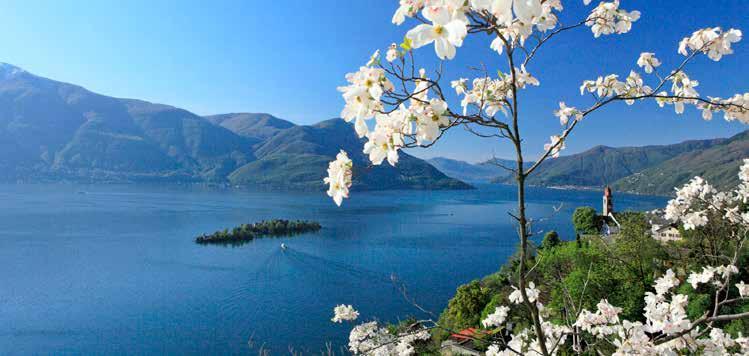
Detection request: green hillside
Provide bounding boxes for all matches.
[496,138,725,189]
[229,119,472,191]
[613,131,749,195]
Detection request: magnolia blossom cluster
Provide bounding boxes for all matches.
[476,0,566,52]
[474,261,749,355]
[452,66,539,117]
[332,304,360,323]
[331,305,430,356]
[482,305,510,328]
[395,0,563,59]
[324,151,353,207]
[508,281,540,304]
[362,72,452,167]
[394,0,627,60]
[636,52,661,74]
[580,70,652,103]
[552,267,749,355]
[585,1,640,38]
[554,102,582,126]
[679,27,743,61]
[483,286,571,356]
[686,265,739,290]
[554,28,746,160]
[338,64,395,138]
[664,160,749,231]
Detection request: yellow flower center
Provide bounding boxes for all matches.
[434,25,445,35]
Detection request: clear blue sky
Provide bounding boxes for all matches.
[0,0,747,162]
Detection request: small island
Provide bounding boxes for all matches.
[195,219,322,245]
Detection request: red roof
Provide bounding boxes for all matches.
[450,328,482,341]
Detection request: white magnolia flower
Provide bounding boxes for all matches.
[392,0,425,25]
[513,0,543,24]
[450,78,468,95]
[338,64,394,137]
[554,102,582,125]
[482,305,511,328]
[470,0,513,25]
[737,281,749,298]
[654,269,680,296]
[515,65,540,88]
[637,52,661,74]
[586,1,640,38]
[363,111,407,166]
[544,135,565,158]
[324,150,353,206]
[509,282,539,304]
[331,304,360,323]
[386,43,399,62]
[415,98,450,144]
[678,27,742,61]
[687,267,716,289]
[405,5,468,60]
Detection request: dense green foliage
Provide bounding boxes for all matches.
[435,209,749,352]
[195,219,321,245]
[540,230,561,250]
[572,206,599,234]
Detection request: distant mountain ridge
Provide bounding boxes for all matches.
[612,131,749,195]
[0,63,469,191]
[427,157,531,183]
[487,133,747,196]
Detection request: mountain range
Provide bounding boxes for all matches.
[4,62,746,196]
[431,131,749,196]
[0,63,468,191]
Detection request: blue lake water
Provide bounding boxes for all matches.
[0,184,667,355]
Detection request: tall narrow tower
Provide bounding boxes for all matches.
[603,186,613,216]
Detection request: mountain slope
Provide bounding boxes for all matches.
[498,138,726,189]
[0,63,469,190]
[0,63,255,182]
[613,131,749,195]
[204,113,294,141]
[229,119,471,190]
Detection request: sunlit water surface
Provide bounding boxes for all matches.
[0,184,666,355]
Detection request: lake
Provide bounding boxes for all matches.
[0,184,667,355]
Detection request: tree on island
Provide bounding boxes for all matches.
[323,1,749,355]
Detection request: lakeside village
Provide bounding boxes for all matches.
[434,187,688,355]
